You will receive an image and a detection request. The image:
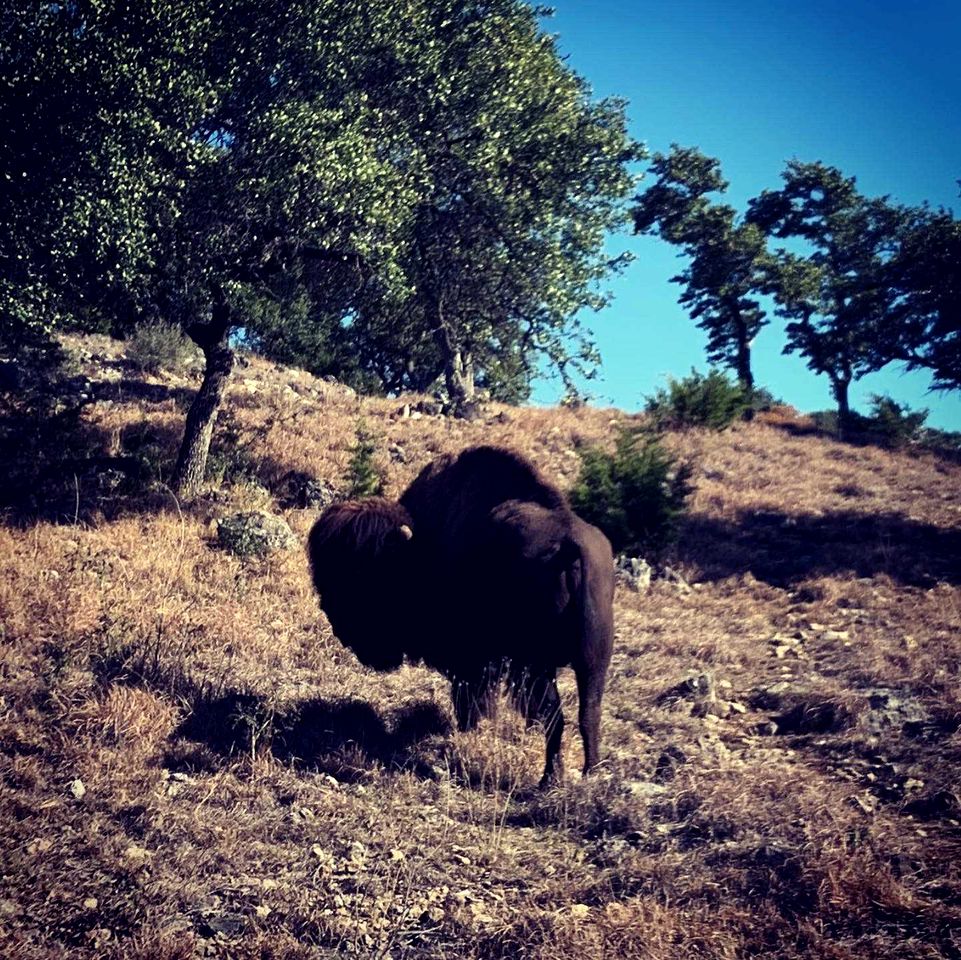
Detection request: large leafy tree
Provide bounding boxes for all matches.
[328,1,642,412]
[747,161,908,435]
[633,146,769,391]
[3,0,639,487]
[3,1,432,494]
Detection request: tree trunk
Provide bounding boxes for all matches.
[443,345,475,414]
[172,309,234,498]
[431,299,475,416]
[735,339,754,393]
[833,376,851,440]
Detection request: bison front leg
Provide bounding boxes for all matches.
[512,669,565,787]
[451,667,496,732]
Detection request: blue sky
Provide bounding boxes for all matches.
[530,0,961,430]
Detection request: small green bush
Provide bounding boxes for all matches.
[346,420,385,498]
[127,321,198,376]
[645,368,751,431]
[868,395,928,449]
[570,427,692,557]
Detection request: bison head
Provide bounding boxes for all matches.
[307,498,418,671]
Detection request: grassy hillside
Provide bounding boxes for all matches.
[1,336,959,959]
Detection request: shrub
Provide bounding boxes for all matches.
[868,394,928,449]
[569,427,692,557]
[127,321,198,375]
[645,368,751,431]
[346,420,385,498]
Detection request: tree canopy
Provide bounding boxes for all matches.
[747,161,909,432]
[888,208,961,392]
[2,0,640,491]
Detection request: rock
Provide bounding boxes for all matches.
[198,913,245,940]
[412,398,444,416]
[69,779,86,800]
[862,687,930,736]
[216,511,297,558]
[615,555,652,593]
[903,789,960,820]
[653,745,688,782]
[625,779,669,798]
[279,470,339,510]
[658,673,714,704]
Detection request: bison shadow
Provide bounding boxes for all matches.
[171,691,452,781]
[678,508,961,587]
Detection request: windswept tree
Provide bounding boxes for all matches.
[889,208,961,391]
[633,146,769,391]
[747,161,908,435]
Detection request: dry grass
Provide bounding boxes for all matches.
[1,337,959,958]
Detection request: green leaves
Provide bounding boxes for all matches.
[633,146,768,389]
[748,162,910,422]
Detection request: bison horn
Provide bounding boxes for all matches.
[398,524,413,540]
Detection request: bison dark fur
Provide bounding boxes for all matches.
[308,446,615,786]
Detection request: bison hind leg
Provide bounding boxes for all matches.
[509,666,565,787]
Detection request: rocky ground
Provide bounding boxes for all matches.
[0,336,959,958]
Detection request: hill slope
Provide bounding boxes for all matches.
[1,337,959,959]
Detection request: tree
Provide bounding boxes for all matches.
[3,1,433,495]
[4,0,640,487]
[331,2,642,413]
[889,208,961,391]
[747,161,907,435]
[633,146,769,391]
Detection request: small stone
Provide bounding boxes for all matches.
[570,904,590,919]
[262,879,279,891]
[69,779,86,800]
[614,555,652,593]
[215,511,297,558]
[255,905,271,919]
[904,778,925,791]
[729,701,747,714]
[83,897,98,910]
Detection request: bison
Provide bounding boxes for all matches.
[308,446,614,786]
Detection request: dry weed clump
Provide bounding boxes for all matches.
[1,335,959,958]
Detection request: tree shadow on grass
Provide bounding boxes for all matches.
[679,508,961,588]
[0,384,189,526]
[170,691,451,781]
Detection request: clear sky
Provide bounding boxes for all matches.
[530,0,961,431]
